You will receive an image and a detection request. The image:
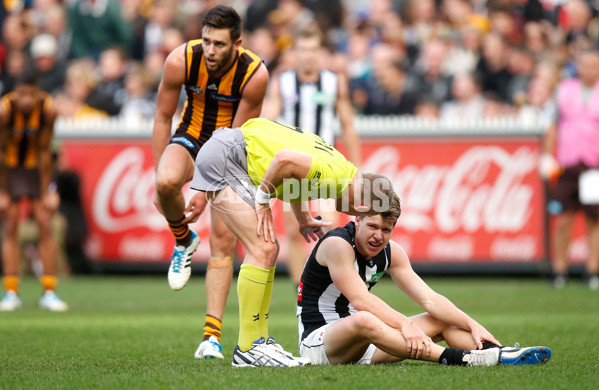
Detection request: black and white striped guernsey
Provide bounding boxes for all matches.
[297,222,392,342]
[279,69,338,146]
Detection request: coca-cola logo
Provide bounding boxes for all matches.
[92,147,209,233]
[363,145,538,234]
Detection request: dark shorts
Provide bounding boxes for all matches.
[170,130,204,160]
[6,167,41,201]
[549,163,599,220]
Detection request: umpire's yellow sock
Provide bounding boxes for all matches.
[237,264,269,351]
[259,267,276,339]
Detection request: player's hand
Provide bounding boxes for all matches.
[0,191,10,217]
[42,191,60,213]
[402,321,433,360]
[298,215,332,243]
[255,202,275,243]
[471,324,501,350]
[182,192,209,224]
[538,153,561,180]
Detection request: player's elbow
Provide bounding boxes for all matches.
[273,149,298,177]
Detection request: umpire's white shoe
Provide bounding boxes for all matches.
[0,291,22,311]
[267,337,311,366]
[168,230,200,290]
[466,348,500,366]
[195,336,224,359]
[232,337,300,367]
[39,291,68,312]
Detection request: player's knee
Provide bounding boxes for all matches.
[155,173,183,197]
[351,311,381,339]
[248,240,278,262]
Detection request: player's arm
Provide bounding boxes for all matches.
[231,63,269,127]
[290,202,331,243]
[335,73,361,167]
[39,102,58,211]
[0,104,8,192]
[260,72,282,120]
[152,44,187,172]
[387,241,500,349]
[254,149,313,243]
[318,236,433,358]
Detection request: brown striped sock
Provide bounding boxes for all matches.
[167,217,191,247]
[203,315,222,341]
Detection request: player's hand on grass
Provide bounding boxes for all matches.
[182,192,208,224]
[402,321,433,360]
[298,216,332,243]
[255,203,275,243]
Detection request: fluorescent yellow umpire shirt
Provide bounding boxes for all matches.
[241,118,358,203]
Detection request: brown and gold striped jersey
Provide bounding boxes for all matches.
[1,91,53,169]
[176,39,263,146]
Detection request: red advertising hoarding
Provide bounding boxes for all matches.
[62,136,553,264]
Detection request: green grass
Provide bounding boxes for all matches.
[1,275,598,389]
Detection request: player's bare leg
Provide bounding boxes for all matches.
[584,217,599,289]
[0,202,23,311]
[155,144,199,290]
[552,211,575,288]
[208,187,301,366]
[323,311,446,364]
[195,211,235,359]
[33,200,67,311]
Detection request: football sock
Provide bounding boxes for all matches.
[237,264,269,351]
[40,275,58,291]
[438,348,470,366]
[203,314,222,341]
[259,266,276,339]
[167,217,191,247]
[3,275,20,293]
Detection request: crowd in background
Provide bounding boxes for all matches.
[1,0,598,124]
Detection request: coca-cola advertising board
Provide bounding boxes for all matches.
[61,136,549,264]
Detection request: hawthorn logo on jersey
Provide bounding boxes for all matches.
[186,85,203,94]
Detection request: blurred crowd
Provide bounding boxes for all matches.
[1,0,598,123]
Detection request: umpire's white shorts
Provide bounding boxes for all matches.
[299,323,377,365]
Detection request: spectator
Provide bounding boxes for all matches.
[540,49,599,290]
[506,46,536,106]
[440,71,485,121]
[476,32,513,103]
[55,60,109,119]
[0,50,27,96]
[363,43,419,115]
[67,0,134,60]
[412,39,452,105]
[119,62,155,121]
[29,34,66,94]
[87,46,129,115]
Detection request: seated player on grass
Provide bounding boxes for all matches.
[297,195,552,366]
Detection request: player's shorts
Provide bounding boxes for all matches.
[170,130,204,160]
[550,163,598,220]
[6,167,41,201]
[299,323,377,365]
[190,127,257,207]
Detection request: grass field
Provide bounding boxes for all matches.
[1,275,598,390]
